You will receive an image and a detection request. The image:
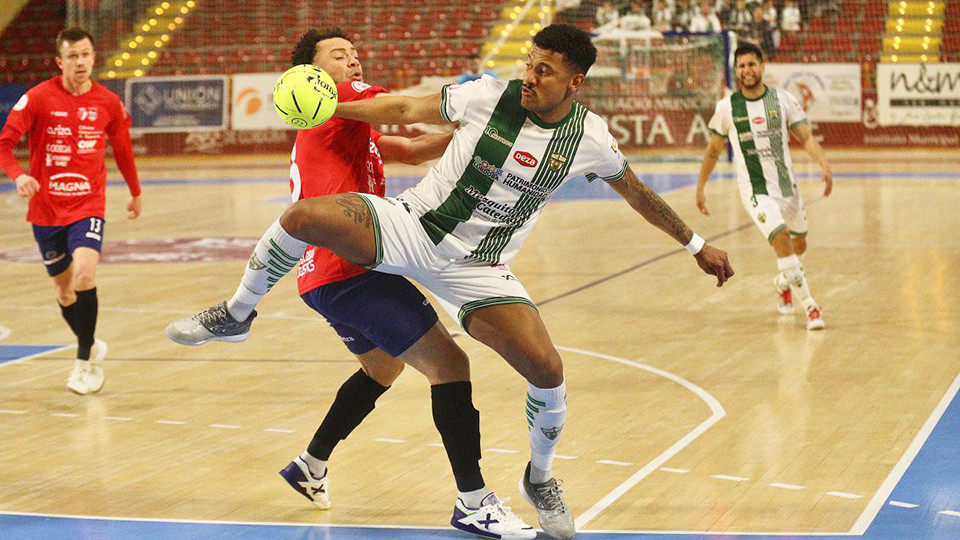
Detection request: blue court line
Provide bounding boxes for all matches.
[0,344,67,366]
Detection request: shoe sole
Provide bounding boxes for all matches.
[517,479,576,540]
[778,305,795,315]
[278,464,331,510]
[165,328,249,346]
[67,384,88,395]
[807,322,825,330]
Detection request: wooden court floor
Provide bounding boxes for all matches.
[0,149,958,536]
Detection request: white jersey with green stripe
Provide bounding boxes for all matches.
[708,86,807,200]
[398,75,627,265]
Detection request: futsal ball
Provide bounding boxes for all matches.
[273,64,338,129]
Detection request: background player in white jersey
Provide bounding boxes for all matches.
[170,24,734,539]
[696,43,832,330]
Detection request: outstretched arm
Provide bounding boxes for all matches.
[608,164,735,286]
[696,133,727,215]
[791,123,832,197]
[335,93,445,126]
[377,131,454,165]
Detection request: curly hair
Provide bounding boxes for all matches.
[531,24,596,75]
[290,28,350,67]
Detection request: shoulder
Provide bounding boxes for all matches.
[337,80,388,102]
[581,108,612,141]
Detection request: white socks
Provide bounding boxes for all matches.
[458,486,492,509]
[526,380,567,484]
[300,451,327,479]
[226,218,308,320]
[776,254,816,309]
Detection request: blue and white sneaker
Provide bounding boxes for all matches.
[279,457,331,509]
[451,492,536,540]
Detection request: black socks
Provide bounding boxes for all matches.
[432,381,484,492]
[59,288,98,360]
[308,368,389,460]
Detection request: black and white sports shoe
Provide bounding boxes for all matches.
[519,462,575,540]
[451,491,535,540]
[165,302,257,346]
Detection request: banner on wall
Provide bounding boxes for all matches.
[763,63,862,122]
[126,75,228,132]
[231,73,291,131]
[877,63,960,126]
[0,83,27,126]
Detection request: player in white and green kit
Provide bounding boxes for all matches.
[171,25,734,539]
[696,43,832,330]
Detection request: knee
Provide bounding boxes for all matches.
[792,236,807,255]
[73,272,96,291]
[524,346,565,388]
[55,288,76,306]
[279,200,312,238]
[365,359,405,387]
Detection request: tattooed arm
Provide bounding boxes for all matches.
[608,164,735,286]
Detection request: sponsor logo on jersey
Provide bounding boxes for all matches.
[78,106,98,121]
[46,153,71,167]
[513,151,537,167]
[50,111,68,117]
[739,132,754,142]
[47,125,72,136]
[767,107,780,120]
[472,155,503,180]
[752,116,765,124]
[483,126,514,147]
[351,81,372,93]
[77,139,97,150]
[758,212,766,223]
[46,143,72,154]
[610,139,620,154]
[48,172,92,195]
[548,152,567,172]
[733,115,749,123]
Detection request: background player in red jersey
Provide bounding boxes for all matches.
[1,28,142,395]
[166,29,535,539]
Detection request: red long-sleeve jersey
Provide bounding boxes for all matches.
[292,79,387,295]
[0,76,141,226]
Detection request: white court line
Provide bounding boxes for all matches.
[711,474,749,482]
[104,417,132,422]
[0,324,10,341]
[556,345,726,531]
[426,442,445,448]
[769,483,806,491]
[826,491,863,500]
[0,345,73,368]
[0,409,26,415]
[659,467,689,474]
[486,448,520,454]
[155,420,186,425]
[209,424,241,429]
[938,510,960,518]
[596,460,632,466]
[50,413,79,418]
[889,501,919,509]
[372,438,405,443]
[850,370,960,534]
[554,454,578,460]
[264,428,294,434]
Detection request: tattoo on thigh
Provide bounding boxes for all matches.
[336,195,373,229]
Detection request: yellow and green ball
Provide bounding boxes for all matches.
[273,64,338,129]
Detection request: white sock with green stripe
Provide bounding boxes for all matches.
[226,218,307,320]
[526,380,566,484]
[776,254,816,310]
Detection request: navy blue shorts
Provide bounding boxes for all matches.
[32,216,105,277]
[301,271,439,358]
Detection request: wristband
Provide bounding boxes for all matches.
[684,233,705,255]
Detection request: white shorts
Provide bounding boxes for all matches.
[742,193,808,244]
[356,193,536,329]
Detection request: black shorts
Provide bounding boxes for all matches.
[32,217,105,276]
[300,271,439,358]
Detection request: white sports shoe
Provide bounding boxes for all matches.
[451,492,536,540]
[279,457,331,509]
[66,360,89,395]
[519,462,575,540]
[806,304,825,330]
[85,339,107,393]
[774,275,794,314]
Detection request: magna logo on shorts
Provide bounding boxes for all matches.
[513,151,537,167]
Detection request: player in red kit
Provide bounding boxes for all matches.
[1,28,142,395]
[166,29,536,539]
